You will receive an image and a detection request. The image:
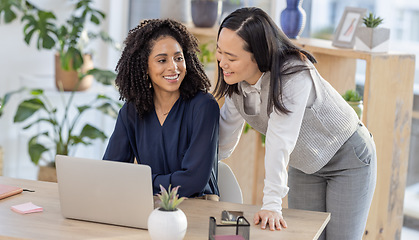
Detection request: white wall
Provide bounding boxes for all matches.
[0,0,129,179]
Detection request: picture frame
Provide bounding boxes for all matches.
[332,7,367,48]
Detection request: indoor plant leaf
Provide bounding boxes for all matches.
[62,46,83,70]
[22,118,56,130]
[13,98,46,122]
[0,1,17,23]
[96,102,119,118]
[28,135,49,165]
[86,68,116,85]
[78,124,107,141]
[22,10,57,50]
[0,87,25,117]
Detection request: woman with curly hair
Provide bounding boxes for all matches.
[103,19,220,199]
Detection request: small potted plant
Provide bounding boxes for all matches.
[342,89,363,120]
[148,185,188,240]
[355,12,390,52]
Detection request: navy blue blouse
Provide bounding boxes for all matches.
[103,92,219,198]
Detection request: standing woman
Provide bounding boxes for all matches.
[215,7,376,240]
[104,19,219,199]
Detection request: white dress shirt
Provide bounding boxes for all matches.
[219,71,315,215]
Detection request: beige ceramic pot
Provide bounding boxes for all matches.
[55,53,94,91]
[38,165,57,182]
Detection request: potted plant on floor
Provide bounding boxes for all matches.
[342,89,363,120]
[0,0,119,91]
[0,79,122,182]
[355,12,390,52]
[148,185,187,240]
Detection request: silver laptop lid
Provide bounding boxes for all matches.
[55,155,154,229]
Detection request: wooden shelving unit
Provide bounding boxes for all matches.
[188,26,416,239]
[294,38,415,239]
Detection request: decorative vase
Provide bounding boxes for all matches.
[55,53,94,92]
[191,0,220,28]
[280,0,306,39]
[355,27,390,52]
[347,100,363,120]
[148,208,187,240]
[160,0,191,24]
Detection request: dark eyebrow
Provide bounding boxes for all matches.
[216,44,238,58]
[153,53,167,59]
[153,51,183,59]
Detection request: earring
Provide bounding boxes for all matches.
[147,74,152,88]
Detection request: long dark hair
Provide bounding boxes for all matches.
[115,19,210,118]
[214,7,316,114]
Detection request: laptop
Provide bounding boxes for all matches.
[55,155,154,229]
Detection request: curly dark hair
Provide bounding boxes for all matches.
[115,19,211,118]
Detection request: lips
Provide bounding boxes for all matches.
[164,74,179,82]
[223,70,233,77]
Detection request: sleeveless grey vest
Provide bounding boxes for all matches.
[231,60,359,174]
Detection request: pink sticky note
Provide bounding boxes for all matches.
[11,202,43,214]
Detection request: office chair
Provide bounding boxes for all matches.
[218,161,243,204]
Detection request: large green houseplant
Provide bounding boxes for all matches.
[0,0,119,90]
[0,82,122,180]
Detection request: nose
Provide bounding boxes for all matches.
[169,58,179,72]
[218,57,227,69]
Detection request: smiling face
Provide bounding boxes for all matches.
[216,28,262,85]
[148,36,186,96]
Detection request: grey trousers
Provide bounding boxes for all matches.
[288,123,377,240]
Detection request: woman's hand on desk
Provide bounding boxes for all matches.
[253,210,287,231]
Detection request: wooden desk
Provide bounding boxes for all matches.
[0,177,330,239]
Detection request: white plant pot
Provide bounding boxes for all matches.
[148,208,187,240]
[355,26,390,52]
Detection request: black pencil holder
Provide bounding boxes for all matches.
[208,216,250,240]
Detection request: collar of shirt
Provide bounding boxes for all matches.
[241,72,265,97]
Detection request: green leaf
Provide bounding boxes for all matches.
[22,10,58,50]
[363,12,384,28]
[14,98,46,122]
[22,118,55,130]
[28,136,49,165]
[87,68,116,85]
[0,0,18,23]
[157,185,186,211]
[3,8,17,23]
[96,102,118,118]
[342,89,362,102]
[29,89,43,95]
[0,87,25,117]
[90,14,99,24]
[79,124,107,141]
[61,46,83,71]
[77,105,90,113]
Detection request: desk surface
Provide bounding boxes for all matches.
[0,177,330,239]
